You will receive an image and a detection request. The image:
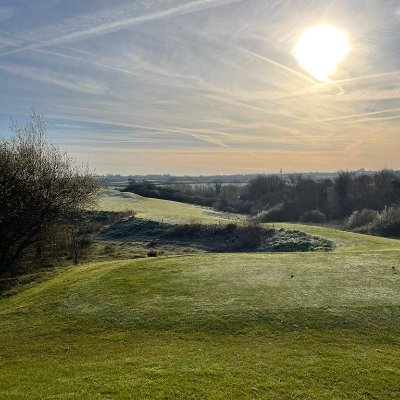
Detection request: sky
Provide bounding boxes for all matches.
[0,0,400,175]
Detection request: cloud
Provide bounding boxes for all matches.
[0,7,14,22]
[0,64,105,94]
[1,0,400,173]
[0,0,244,56]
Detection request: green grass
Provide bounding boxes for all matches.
[274,223,400,252]
[97,189,233,223]
[1,195,400,399]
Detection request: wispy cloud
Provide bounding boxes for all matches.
[1,0,400,173]
[0,7,14,22]
[0,64,105,94]
[0,0,244,56]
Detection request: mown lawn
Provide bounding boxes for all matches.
[97,189,233,223]
[1,231,400,398]
[274,222,400,252]
[1,194,399,399]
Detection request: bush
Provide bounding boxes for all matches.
[225,222,274,251]
[147,249,158,257]
[222,223,238,233]
[345,209,378,230]
[256,203,299,222]
[369,206,400,237]
[169,222,206,237]
[299,210,327,223]
[168,222,236,238]
[86,210,135,225]
[224,200,253,214]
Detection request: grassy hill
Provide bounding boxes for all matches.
[1,194,399,399]
[98,189,236,223]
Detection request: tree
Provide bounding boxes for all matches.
[333,171,352,217]
[0,109,100,272]
[69,213,97,265]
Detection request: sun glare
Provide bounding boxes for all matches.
[294,25,351,82]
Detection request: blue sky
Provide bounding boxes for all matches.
[1,0,400,174]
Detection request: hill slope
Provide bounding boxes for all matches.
[0,223,399,399]
[98,189,236,223]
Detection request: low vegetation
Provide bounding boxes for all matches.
[345,205,400,237]
[98,217,332,255]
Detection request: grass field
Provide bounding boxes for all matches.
[274,223,400,253]
[98,189,235,223]
[1,195,399,399]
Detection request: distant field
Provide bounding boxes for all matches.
[97,189,237,222]
[1,194,399,399]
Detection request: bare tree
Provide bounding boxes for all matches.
[0,109,100,272]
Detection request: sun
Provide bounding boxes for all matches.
[293,25,351,82]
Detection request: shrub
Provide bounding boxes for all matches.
[225,222,274,251]
[223,223,238,233]
[86,210,135,225]
[169,222,206,237]
[169,222,239,238]
[103,244,115,254]
[256,203,299,222]
[369,206,400,237]
[299,210,327,223]
[226,200,253,214]
[345,209,378,230]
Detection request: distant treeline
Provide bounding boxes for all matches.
[121,170,400,236]
[121,180,218,207]
[100,169,383,187]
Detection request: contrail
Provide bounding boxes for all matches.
[32,48,277,117]
[298,107,400,124]
[45,112,231,148]
[0,0,245,57]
